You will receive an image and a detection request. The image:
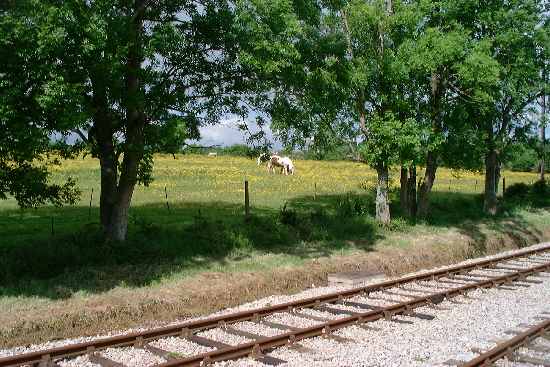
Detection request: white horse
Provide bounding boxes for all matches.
[280,156,295,175]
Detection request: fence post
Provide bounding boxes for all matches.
[314,182,317,201]
[164,185,170,212]
[244,180,250,221]
[502,177,506,196]
[89,188,93,220]
[448,179,451,192]
[475,179,478,192]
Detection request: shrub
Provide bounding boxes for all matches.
[530,180,548,197]
[336,194,369,217]
[278,203,298,226]
[504,182,530,200]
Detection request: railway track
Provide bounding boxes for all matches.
[458,315,550,367]
[1,245,550,367]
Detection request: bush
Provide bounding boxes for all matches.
[504,182,530,200]
[278,203,298,226]
[531,180,548,197]
[336,194,369,217]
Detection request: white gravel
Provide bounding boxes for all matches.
[263,313,323,329]
[197,328,253,346]
[232,321,283,337]
[263,283,550,366]
[149,336,214,357]
[58,355,101,367]
[100,347,165,367]
[2,242,549,367]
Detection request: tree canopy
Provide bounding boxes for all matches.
[1,0,548,238]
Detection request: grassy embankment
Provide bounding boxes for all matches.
[0,154,548,347]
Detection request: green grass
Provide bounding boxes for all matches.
[0,154,547,302]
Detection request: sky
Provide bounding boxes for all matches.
[191,116,282,148]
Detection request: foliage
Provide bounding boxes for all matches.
[531,180,549,197]
[503,142,548,172]
[359,113,422,169]
[0,0,269,239]
[278,203,299,226]
[504,182,531,200]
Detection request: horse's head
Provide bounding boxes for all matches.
[257,153,269,165]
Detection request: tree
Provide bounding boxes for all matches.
[1,0,252,240]
[0,2,80,208]
[263,0,423,224]
[442,0,548,214]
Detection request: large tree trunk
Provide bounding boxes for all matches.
[407,165,417,218]
[94,1,146,241]
[375,165,391,225]
[400,166,408,214]
[484,143,499,215]
[417,72,444,219]
[417,151,437,218]
[541,92,546,182]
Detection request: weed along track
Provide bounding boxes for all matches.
[1,245,550,367]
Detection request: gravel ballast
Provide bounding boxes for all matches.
[1,243,549,367]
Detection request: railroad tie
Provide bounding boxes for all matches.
[258,320,301,332]
[253,354,287,366]
[314,304,361,316]
[335,299,382,311]
[287,343,317,354]
[291,310,332,322]
[524,343,550,354]
[222,326,265,341]
[37,355,62,367]
[511,353,550,367]
[186,335,231,350]
[142,344,180,361]
[441,358,466,366]
[88,353,126,367]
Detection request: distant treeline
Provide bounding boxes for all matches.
[183,144,357,162]
[184,143,546,173]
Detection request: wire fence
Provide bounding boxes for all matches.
[0,173,542,241]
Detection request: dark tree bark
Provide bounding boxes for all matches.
[541,92,546,182]
[417,151,437,218]
[91,1,146,241]
[407,166,417,218]
[400,166,408,214]
[417,72,444,219]
[375,164,391,225]
[484,129,499,215]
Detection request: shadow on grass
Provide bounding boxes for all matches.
[0,198,381,299]
[0,189,548,300]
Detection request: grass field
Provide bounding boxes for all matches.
[0,154,549,346]
[0,154,545,290]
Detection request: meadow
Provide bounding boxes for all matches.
[1,154,549,346]
[0,154,541,252]
[0,153,545,289]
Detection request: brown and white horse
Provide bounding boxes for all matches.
[258,153,294,175]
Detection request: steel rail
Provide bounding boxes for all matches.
[153,261,550,367]
[0,245,548,367]
[460,318,550,367]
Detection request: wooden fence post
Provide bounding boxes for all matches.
[244,180,250,220]
[164,185,170,212]
[314,182,317,201]
[89,188,93,220]
[502,177,506,196]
